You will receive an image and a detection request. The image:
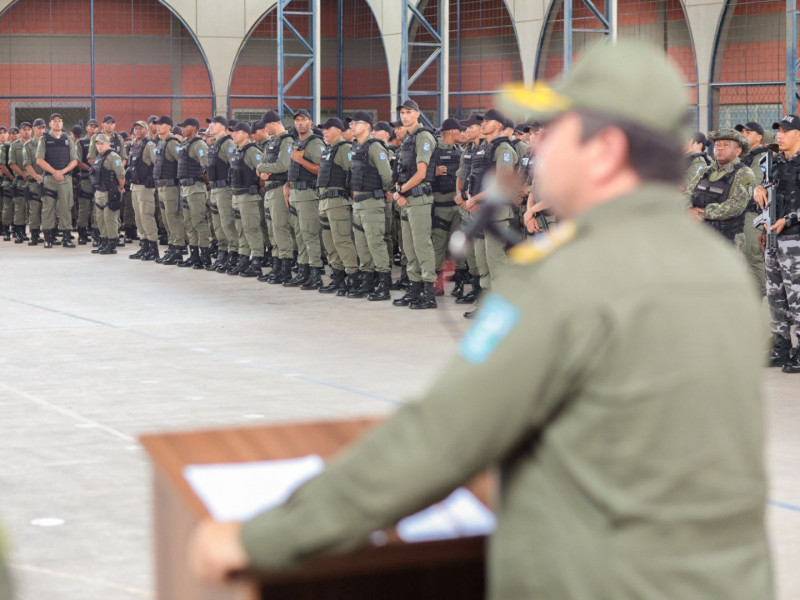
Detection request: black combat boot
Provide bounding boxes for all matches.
[209,238,218,259]
[339,272,358,297]
[390,265,409,290]
[155,244,172,264]
[28,228,40,246]
[99,237,117,254]
[92,228,101,247]
[43,229,54,249]
[239,256,263,278]
[129,240,146,259]
[91,238,106,254]
[116,234,125,247]
[268,258,291,284]
[20,226,29,241]
[61,230,75,248]
[162,246,184,266]
[347,271,376,299]
[195,247,213,270]
[301,267,323,290]
[123,225,133,244]
[13,225,24,243]
[319,268,345,294]
[158,228,168,246]
[393,281,422,307]
[456,275,482,304]
[368,273,392,301]
[2,225,10,241]
[410,281,437,309]
[141,240,159,262]
[768,335,793,368]
[208,250,227,272]
[450,268,468,298]
[178,246,200,268]
[227,254,250,276]
[284,264,310,288]
[260,257,282,282]
[77,227,89,245]
[782,346,800,373]
[219,252,237,273]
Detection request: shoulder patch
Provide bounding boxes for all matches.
[508,221,577,265]
[255,154,262,162]
[198,148,205,157]
[115,159,121,167]
[459,295,520,365]
[503,152,511,163]
[228,146,235,154]
[379,152,386,161]
[287,147,292,154]
[423,142,430,152]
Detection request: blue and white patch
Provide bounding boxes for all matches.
[503,152,511,163]
[255,154,262,162]
[115,159,121,167]
[348,152,353,160]
[198,149,205,157]
[423,142,430,152]
[228,146,235,154]
[379,152,386,161]
[458,295,520,365]
[287,147,292,155]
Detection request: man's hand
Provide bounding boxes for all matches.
[435,165,447,176]
[34,174,43,183]
[189,520,249,584]
[291,149,305,162]
[465,195,479,213]
[53,170,65,183]
[454,194,465,208]
[395,195,408,208]
[512,194,525,208]
[385,191,393,204]
[754,186,767,210]
[770,217,786,235]
[260,172,271,181]
[524,207,539,234]
[687,207,704,222]
[758,233,767,252]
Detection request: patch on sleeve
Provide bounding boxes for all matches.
[508,221,577,264]
[287,147,292,155]
[379,152,386,161]
[228,146,235,154]
[115,159,121,167]
[459,295,520,365]
[503,152,511,163]
[198,149,205,157]
[423,142,430,152]
[255,154,262,162]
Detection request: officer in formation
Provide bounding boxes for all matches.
[88,133,126,255]
[24,119,46,245]
[127,121,159,261]
[205,116,237,272]
[175,117,212,269]
[229,121,266,277]
[35,113,78,248]
[0,126,15,241]
[189,42,773,600]
[8,123,30,243]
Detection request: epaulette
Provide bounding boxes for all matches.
[508,221,576,264]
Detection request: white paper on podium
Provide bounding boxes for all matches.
[396,487,496,542]
[183,455,325,522]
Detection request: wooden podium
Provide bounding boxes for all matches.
[140,418,489,600]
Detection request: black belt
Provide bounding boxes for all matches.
[264,180,285,192]
[405,184,432,197]
[180,178,198,186]
[434,200,455,208]
[353,190,384,202]
[232,186,259,196]
[155,178,178,187]
[210,180,229,189]
[290,181,316,191]
[318,189,349,199]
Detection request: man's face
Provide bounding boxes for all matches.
[373,130,390,144]
[399,108,418,128]
[480,119,502,137]
[350,120,369,139]
[20,126,31,141]
[87,124,98,137]
[9,131,19,142]
[134,124,147,140]
[50,117,63,131]
[156,123,170,136]
[103,120,115,133]
[464,123,480,142]
[232,130,249,146]
[442,129,460,145]
[33,125,45,139]
[713,139,742,165]
[148,123,157,137]
[322,127,341,146]
[294,116,311,135]
[393,125,406,141]
[342,129,354,142]
[741,128,763,148]
[96,141,110,154]
[182,125,197,139]
[210,122,225,137]
[528,127,544,150]
[250,128,265,142]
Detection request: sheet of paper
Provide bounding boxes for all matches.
[396,488,496,543]
[183,455,325,522]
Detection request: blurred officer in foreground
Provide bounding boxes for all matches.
[189,42,772,599]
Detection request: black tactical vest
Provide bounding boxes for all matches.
[287,134,322,184]
[349,139,385,193]
[153,136,179,181]
[207,135,232,183]
[687,151,711,168]
[90,149,118,192]
[317,141,349,189]
[229,143,259,192]
[177,136,205,180]
[433,144,461,193]
[264,132,293,183]
[691,163,747,242]
[469,136,511,195]
[396,126,436,185]
[43,132,71,170]
[772,153,800,236]
[740,147,768,168]
[105,132,122,155]
[460,141,481,193]
[128,140,154,188]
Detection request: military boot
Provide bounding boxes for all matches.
[161,246,184,266]
[259,257,281,282]
[129,241,146,260]
[284,264,310,288]
[782,346,800,373]
[219,252,237,273]
[368,273,392,302]
[227,254,250,276]
[319,268,345,294]
[99,237,117,254]
[116,234,125,247]
[158,228,168,246]
[76,227,89,245]
[208,250,227,272]
[339,272,358,297]
[178,246,200,268]
[450,268,468,298]
[91,238,106,254]
[28,228,40,246]
[390,265,409,290]
[2,225,10,241]
[92,228,101,247]
[61,230,75,248]
[410,282,438,310]
[141,240,159,262]
[13,225,24,244]
[195,247,213,270]
[393,281,422,307]
[155,244,172,264]
[301,267,323,290]
[768,335,792,368]
[42,229,54,249]
[347,271,376,299]
[456,275,482,304]
[239,257,263,278]
[209,238,218,259]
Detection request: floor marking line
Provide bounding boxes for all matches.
[768,499,800,513]
[8,563,151,597]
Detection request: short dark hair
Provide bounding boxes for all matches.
[577,112,684,184]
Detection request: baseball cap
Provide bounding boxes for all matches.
[95,133,111,144]
[198,129,208,136]
[227,119,239,129]
[32,118,46,128]
[102,115,115,124]
[523,121,542,133]
[499,41,691,142]
[735,121,765,136]
[319,117,345,130]
[251,121,266,133]
[397,99,420,112]
[19,121,31,128]
[482,109,506,124]
[120,131,129,140]
[178,117,200,128]
[171,126,182,135]
[147,115,159,124]
[154,116,173,126]
[206,115,228,127]
[133,120,148,129]
[349,111,373,126]
[70,125,83,136]
[87,118,99,127]
[0,126,6,132]
[390,120,404,129]
[232,122,251,134]
[691,131,709,147]
[261,111,281,124]
[9,126,19,133]
[374,121,394,134]
[440,118,465,132]
[294,109,312,120]
[708,129,751,155]
[460,113,484,127]
[49,113,62,121]
[772,115,800,131]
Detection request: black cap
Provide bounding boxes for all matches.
[294,109,312,120]
[482,109,506,124]
[70,125,83,136]
[178,117,200,128]
[460,113,484,127]
[227,119,238,129]
[251,121,266,133]
[514,123,527,133]
[87,118,99,127]
[232,122,251,134]
[0,126,6,132]
[503,117,515,130]
[773,115,800,131]
[691,131,709,147]
[154,115,173,126]
[206,115,228,127]
[440,118,465,132]
[735,121,765,135]
[49,113,63,121]
[523,121,542,133]
[396,99,420,112]
[147,115,159,124]
[9,126,19,133]
[171,126,183,135]
[102,115,115,124]
[319,117,345,130]
[390,120,404,129]
[261,110,281,124]
[349,111,373,126]
[374,121,393,134]
[19,121,31,128]
[120,131,130,140]
[32,118,46,127]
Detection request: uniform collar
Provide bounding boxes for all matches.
[573,183,683,231]
[711,158,740,173]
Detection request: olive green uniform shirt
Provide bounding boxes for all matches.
[23,138,43,174]
[240,183,771,600]
[368,138,394,191]
[682,152,710,190]
[94,150,126,203]
[87,131,127,162]
[683,158,756,220]
[8,138,27,176]
[290,135,324,202]
[257,134,293,176]
[318,136,351,211]
[179,136,209,197]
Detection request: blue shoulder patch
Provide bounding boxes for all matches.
[503,152,511,163]
[198,148,205,157]
[228,146,235,154]
[423,142,430,152]
[255,154,262,162]
[287,147,292,154]
[115,159,121,167]
[379,152,386,161]
[459,295,520,365]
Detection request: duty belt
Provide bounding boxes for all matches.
[232,186,259,196]
[155,178,178,187]
[210,180,229,189]
[318,188,349,199]
[353,190,384,202]
[264,180,285,192]
[405,183,432,197]
[290,181,316,191]
[179,178,198,186]
[434,200,455,208]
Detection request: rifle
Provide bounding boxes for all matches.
[753,151,778,255]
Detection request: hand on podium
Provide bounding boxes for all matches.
[189,520,249,584]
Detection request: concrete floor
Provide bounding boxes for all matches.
[0,241,798,599]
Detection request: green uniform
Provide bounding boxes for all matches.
[682,152,710,192]
[456,140,482,277]
[130,138,158,242]
[317,136,357,274]
[240,184,771,600]
[209,136,237,253]
[75,139,96,230]
[234,145,266,259]
[87,131,127,162]
[431,138,461,272]
[8,138,29,227]
[156,138,184,247]
[179,136,211,249]
[258,133,294,259]
[23,137,44,231]
[36,131,78,233]
[742,147,770,297]
[92,150,126,241]
[352,138,394,274]
[289,135,325,268]
[0,143,14,229]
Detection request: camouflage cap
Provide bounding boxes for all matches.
[95,133,111,144]
[708,129,750,155]
[498,41,691,143]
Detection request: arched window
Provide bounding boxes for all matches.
[0,0,214,130]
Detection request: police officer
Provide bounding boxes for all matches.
[372,120,397,264]
[190,43,772,600]
[257,110,295,283]
[175,117,211,269]
[316,117,357,296]
[88,133,126,255]
[682,131,711,191]
[36,113,78,248]
[77,119,99,245]
[151,116,186,265]
[8,124,31,243]
[756,114,800,372]
[430,118,464,295]
[0,127,14,241]
[250,120,273,271]
[205,116,237,272]
[89,116,128,247]
[23,119,46,245]
[127,121,159,261]
[348,112,395,300]
[684,129,755,251]
[454,113,484,301]
[392,99,438,310]
[228,122,266,278]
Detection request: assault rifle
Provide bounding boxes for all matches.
[753,151,777,255]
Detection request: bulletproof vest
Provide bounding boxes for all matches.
[316,141,349,189]
[128,140,154,188]
[207,135,232,182]
[433,144,461,193]
[287,134,322,183]
[460,141,481,191]
[264,132,294,182]
[740,147,767,168]
[43,132,71,170]
[469,136,511,195]
[396,126,436,185]
[691,162,747,242]
[153,136,179,180]
[773,153,800,236]
[349,139,385,193]
[105,132,122,155]
[177,136,205,180]
[229,143,260,190]
[89,149,118,192]
[687,152,711,168]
